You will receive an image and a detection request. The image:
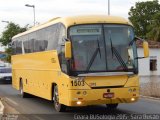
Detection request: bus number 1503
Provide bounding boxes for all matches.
[71,80,85,86]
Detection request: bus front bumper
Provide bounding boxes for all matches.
[67,87,139,106]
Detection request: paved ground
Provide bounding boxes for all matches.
[0,84,160,120]
[140,76,160,97]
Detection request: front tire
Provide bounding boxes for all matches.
[53,85,66,112]
[106,103,118,110]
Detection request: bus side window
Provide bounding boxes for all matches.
[57,24,69,74]
[12,41,16,55]
[58,23,66,45]
[23,35,29,53]
[46,24,59,50]
[16,40,22,55]
[28,32,36,53]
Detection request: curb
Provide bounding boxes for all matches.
[0,98,4,119]
[140,95,160,101]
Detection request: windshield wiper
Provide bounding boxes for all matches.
[86,38,101,72]
[109,35,114,58]
[97,38,101,58]
[109,34,128,71]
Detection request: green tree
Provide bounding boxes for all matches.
[0,22,26,46]
[147,12,160,41]
[0,22,27,62]
[128,0,160,38]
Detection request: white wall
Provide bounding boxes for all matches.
[138,48,160,76]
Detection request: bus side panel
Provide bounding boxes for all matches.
[11,50,69,101]
[12,68,20,90]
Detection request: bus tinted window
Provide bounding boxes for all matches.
[23,35,29,53]
[45,25,56,50]
[12,23,66,54]
[29,32,36,52]
[16,40,22,54]
[58,24,66,45]
[36,29,48,51]
[12,41,16,55]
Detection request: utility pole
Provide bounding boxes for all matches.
[25,4,36,26]
[108,0,110,15]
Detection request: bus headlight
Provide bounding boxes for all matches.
[76,101,82,105]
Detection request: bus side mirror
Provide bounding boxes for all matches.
[65,41,72,59]
[143,41,149,58]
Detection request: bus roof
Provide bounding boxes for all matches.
[12,15,132,39]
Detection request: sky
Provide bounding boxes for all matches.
[0,0,155,51]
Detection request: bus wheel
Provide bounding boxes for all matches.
[106,104,118,110]
[20,81,28,98]
[53,85,66,112]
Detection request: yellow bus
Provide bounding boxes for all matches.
[11,15,149,112]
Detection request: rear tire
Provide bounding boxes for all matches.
[53,85,66,112]
[106,103,118,110]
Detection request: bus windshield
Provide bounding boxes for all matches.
[69,24,138,74]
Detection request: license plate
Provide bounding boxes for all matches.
[103,93,114,98]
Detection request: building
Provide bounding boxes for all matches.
[137,40,160,76]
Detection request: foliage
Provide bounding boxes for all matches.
[1,47,12,63]
[0,22,26,46]
[128,0,160,39]
[0,22,27,63]
[147,12,160,41]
